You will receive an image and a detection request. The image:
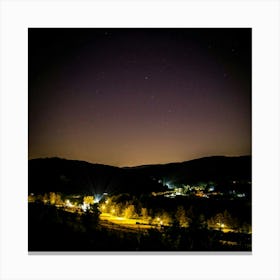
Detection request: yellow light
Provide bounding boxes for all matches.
[105,200,109,204]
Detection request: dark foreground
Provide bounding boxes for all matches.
[29,203,251,252]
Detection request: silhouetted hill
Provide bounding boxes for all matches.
[129,156,251,186]
[28,157,165,195]
[28,156,251,195]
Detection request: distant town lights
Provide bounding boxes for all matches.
[65,199,73,207]
[81,202,90,212]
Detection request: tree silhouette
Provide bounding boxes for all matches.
[175,206,188,227]
[124,204,136,219]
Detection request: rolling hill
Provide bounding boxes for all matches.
[28,156,251,195]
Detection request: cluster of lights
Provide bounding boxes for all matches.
[156,217,163,225]
[217,222,225,228]
[81,202,90,212]
[65,199,73,208]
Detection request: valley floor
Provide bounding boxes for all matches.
[28,203,251,252]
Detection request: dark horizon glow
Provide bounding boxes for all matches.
[28,28,251,167]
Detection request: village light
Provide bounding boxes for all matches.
[81,204,87,212]
[65,199,73,207]
[93,194,102,203]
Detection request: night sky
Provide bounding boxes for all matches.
[28,28,251,167]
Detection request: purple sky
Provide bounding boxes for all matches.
[28,28,251,166]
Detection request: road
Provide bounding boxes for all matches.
[99,213,155,232]
[35,202,239,234]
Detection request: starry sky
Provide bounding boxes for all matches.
[28,28,251,167]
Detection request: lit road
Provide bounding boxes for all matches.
[100,213,154,231]
[39,202,239,234]
[99,213,237,234]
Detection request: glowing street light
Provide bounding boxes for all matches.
[217,222,225,230]
[81,203,88,212]
[65,199,73,207]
